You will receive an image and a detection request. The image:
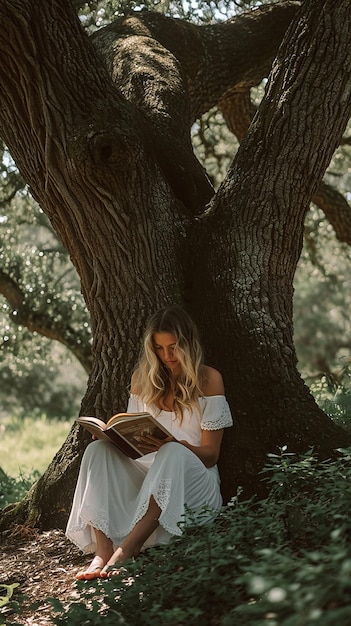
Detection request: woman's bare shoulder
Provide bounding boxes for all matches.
[201,365,225,396]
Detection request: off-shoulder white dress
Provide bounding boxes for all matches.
[66,394,233,554]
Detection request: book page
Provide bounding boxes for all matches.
[107,412,150,427]
[76,417,109,441]
[77,416,107,429]
[108,414,171,451]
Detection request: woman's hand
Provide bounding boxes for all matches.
[138,434,175,453]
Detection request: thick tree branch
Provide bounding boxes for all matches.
[0,0,189,416]
[217,77,351,245]
[218,86,257,142]
[0,271,23,309]
[0,271,92,372]
[90,3,301,212]
[312,181,351,244]
[190,1,302,121]
[95,3,301,120]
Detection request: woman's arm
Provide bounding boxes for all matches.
[178,428,224,468]
[178,365,226,467]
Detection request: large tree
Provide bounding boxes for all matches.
[1,0,351,530]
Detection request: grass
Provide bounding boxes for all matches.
[0,413,72,478]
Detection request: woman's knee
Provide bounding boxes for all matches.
[82,439,114,464]
[157,441,196,464]
[157,441,180,457]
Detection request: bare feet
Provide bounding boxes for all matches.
[76,554,112,580]
[100,546,134,578]
[100,565,127,578]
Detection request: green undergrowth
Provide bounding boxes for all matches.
[34,447,351,626]
[309,362,351,432]
[0,467,40,509]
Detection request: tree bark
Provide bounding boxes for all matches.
[0,0,350,530]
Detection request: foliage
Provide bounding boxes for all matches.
[309,362,351,431]
[0,176,91,348]
[74,0,255,31]
[0,584,19,609]
[40,447,351,625]
[0,467,39,508]
[0,150,89,416]
[192,107,238,188]
[0,583,23,626]
[0,359,85,421]
[294,206,351,381]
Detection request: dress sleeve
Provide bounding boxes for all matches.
[200,396,233,430]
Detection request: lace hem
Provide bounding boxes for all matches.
[201,397,233,430]
[66,505,110,538]
[202,421,231,430]
[202,408,233,429]
[66,516,113,554]
[117,477,183,538]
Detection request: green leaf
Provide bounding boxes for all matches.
[0,583,19,607]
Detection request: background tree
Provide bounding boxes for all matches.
[0,143,91,418]
[0,0,351,531]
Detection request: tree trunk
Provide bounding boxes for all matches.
[0,0,351,529]
[196,0,351,497]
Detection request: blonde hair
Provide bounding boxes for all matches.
[133,305,204,418]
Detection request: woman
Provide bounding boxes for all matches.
[66,304,233,579]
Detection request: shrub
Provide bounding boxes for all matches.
[46,447,351,625]
[0,467,40,508]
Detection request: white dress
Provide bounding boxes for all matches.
[66,394,233,554]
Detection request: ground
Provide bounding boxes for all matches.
[1,527,88,625]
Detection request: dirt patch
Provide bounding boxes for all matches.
[1,528,87,625]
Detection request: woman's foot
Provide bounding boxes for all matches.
[76,554,111,580]
[100,546,135,578]
[100,564,128,578]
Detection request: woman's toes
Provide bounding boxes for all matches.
[100,565,127,579]
[76,567,102,580]
[76,556,105,580]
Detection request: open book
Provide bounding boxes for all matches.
[76,412,172,459]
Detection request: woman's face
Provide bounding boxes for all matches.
[153,332,181,376]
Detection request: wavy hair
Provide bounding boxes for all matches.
[133,305,204,418]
